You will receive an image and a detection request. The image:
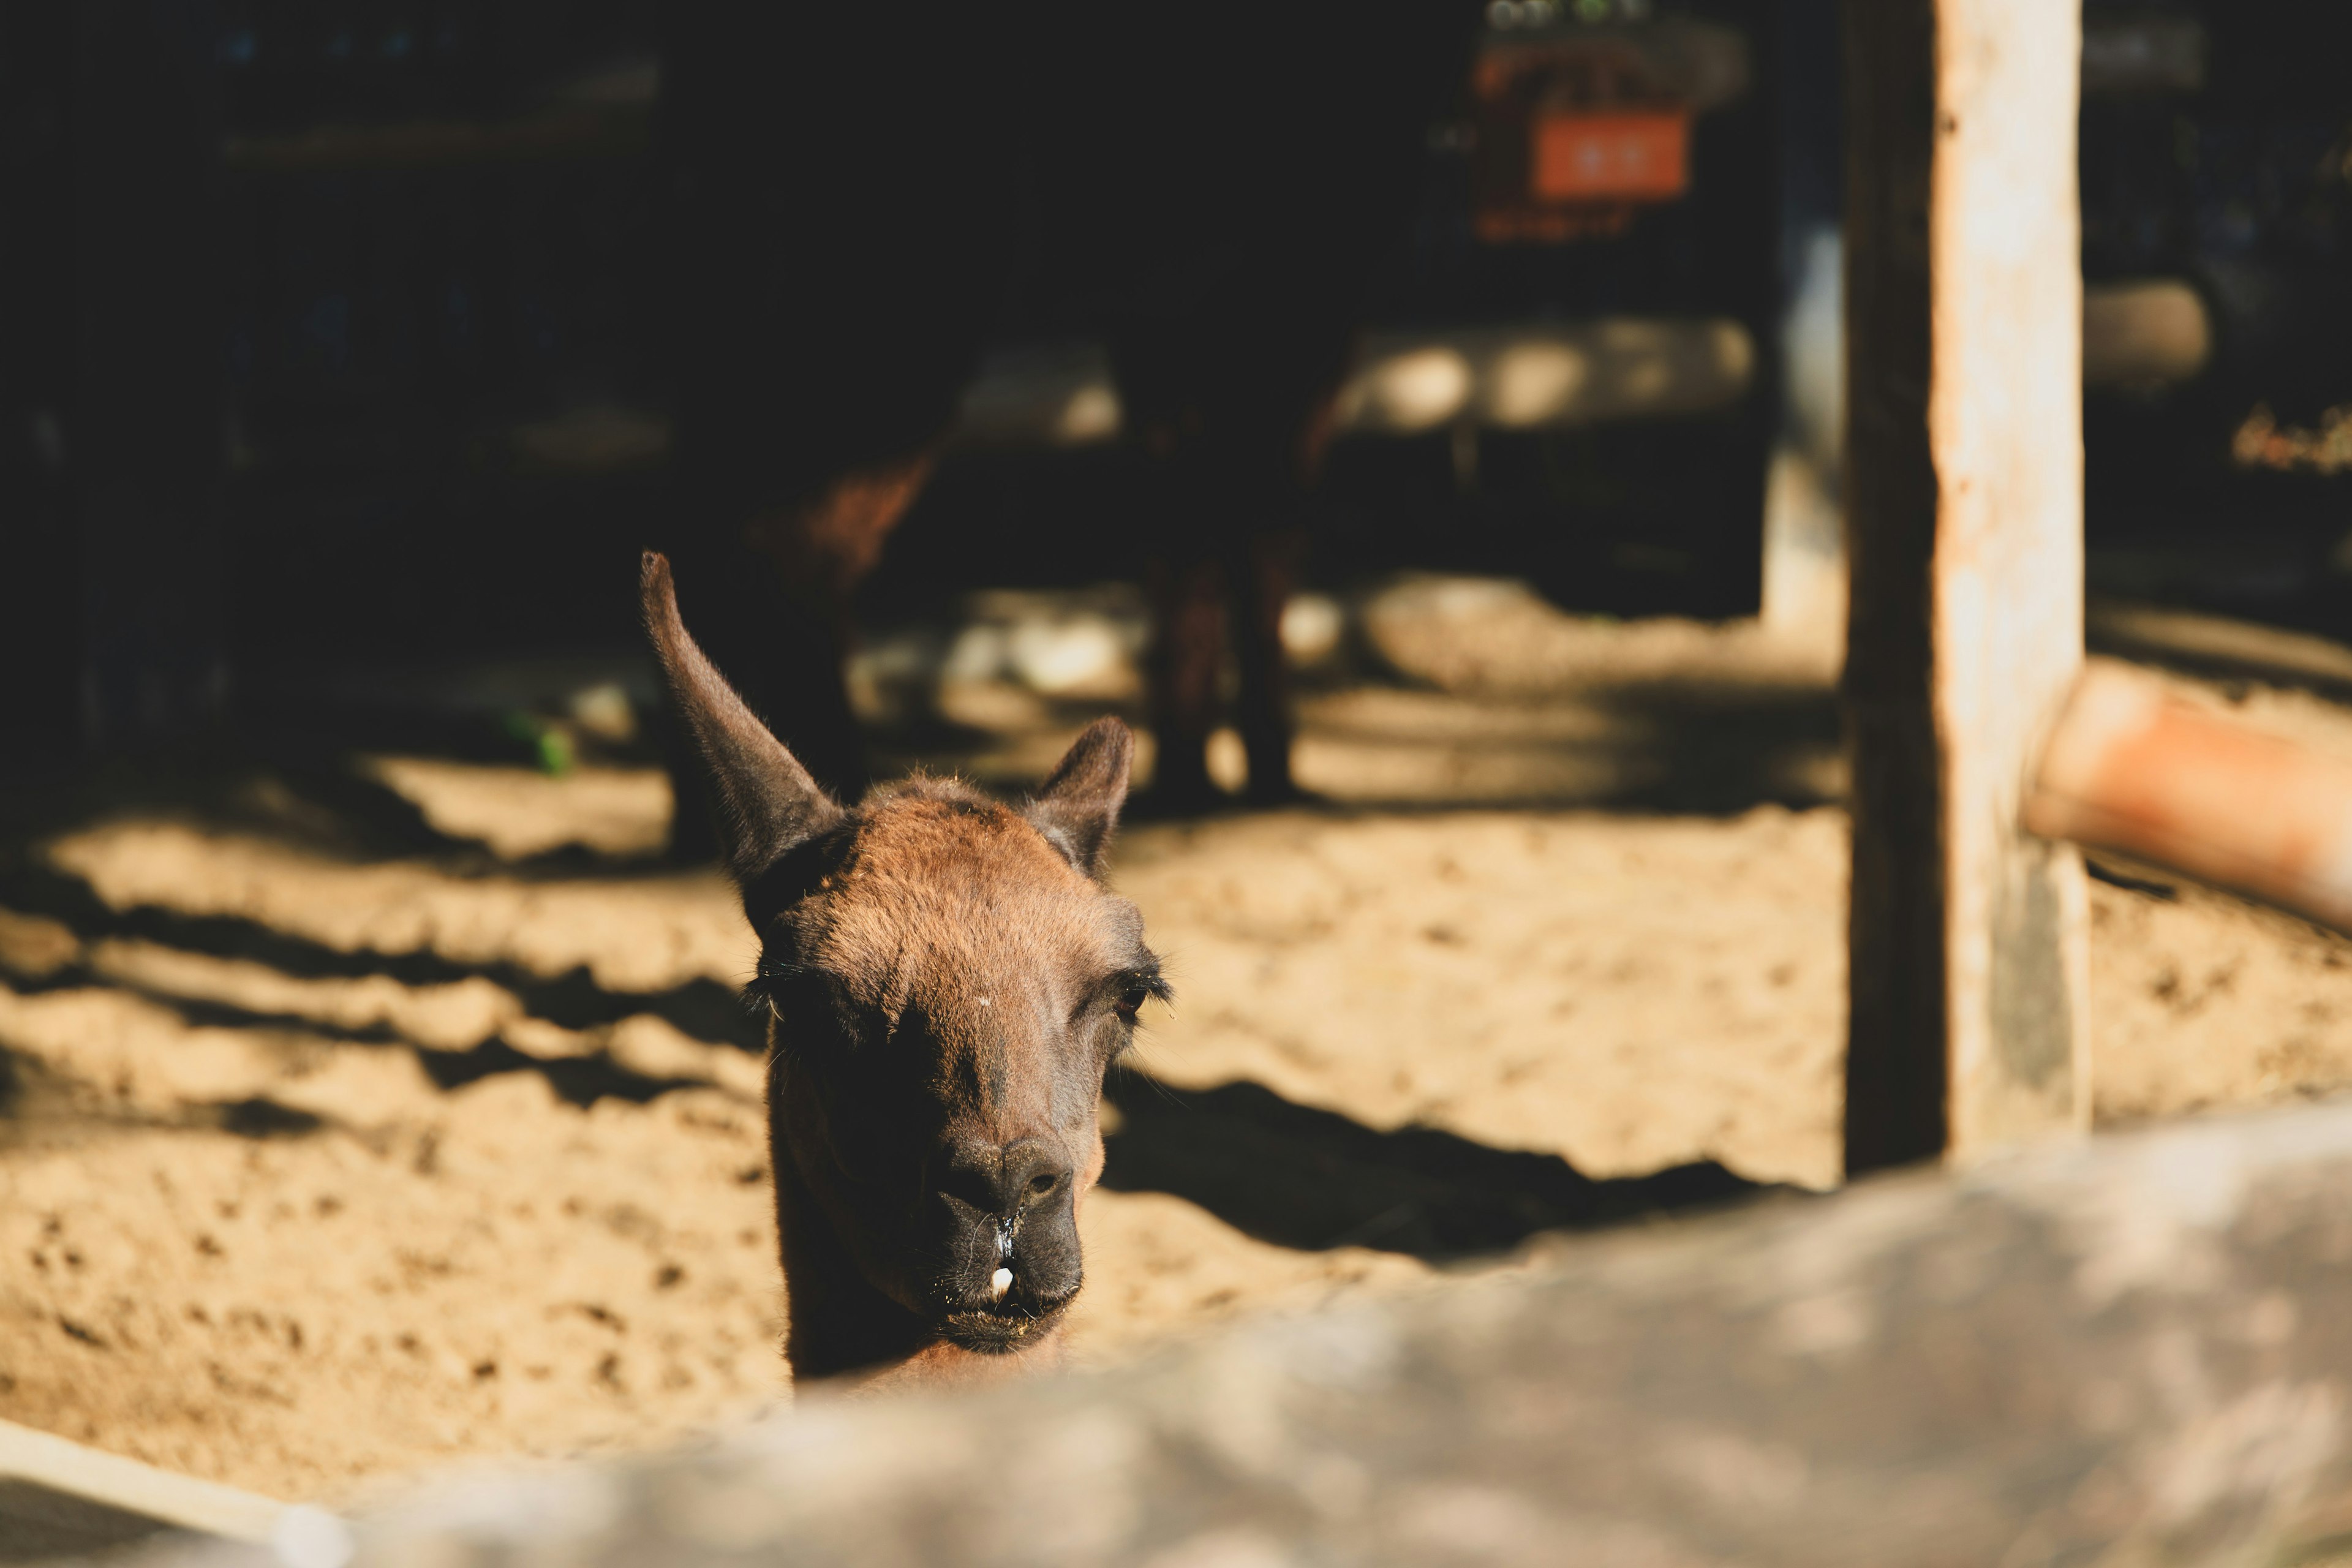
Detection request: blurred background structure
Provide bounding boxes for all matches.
[6,0,2350,766]
[7,1,2352,766]
[1,0,1785,769]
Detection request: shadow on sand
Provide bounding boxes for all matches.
[1101,1069,1781,1262]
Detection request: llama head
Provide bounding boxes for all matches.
[642,552,1163,1363]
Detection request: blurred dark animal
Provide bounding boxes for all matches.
[656,2,1480,816]
[642,552,1165,1385]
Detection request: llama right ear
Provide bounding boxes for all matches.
[641,552,843,880]
[1026,717,1134,878]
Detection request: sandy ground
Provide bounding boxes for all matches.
[5,578,2352,1507]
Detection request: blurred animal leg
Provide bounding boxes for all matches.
[1234,526,1308,802]
[1115,298,1351,812]
[739,453,937,796]
[1146,552,1227,809]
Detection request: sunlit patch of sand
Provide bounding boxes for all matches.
[1069,1189,1436,1365]
[360,757,673,861]
[1116,807,1853,1192]
[43,821,748,995]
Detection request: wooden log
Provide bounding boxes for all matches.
[2028,658,2352,932]
[1843,0,2090,1173]
[128,1096,2352,1568]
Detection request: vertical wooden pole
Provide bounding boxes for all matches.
[1843,0,2090,1174]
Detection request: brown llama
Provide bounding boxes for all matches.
[642,552,1167,1385]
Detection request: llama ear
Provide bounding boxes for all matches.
[641,552,843,880]
[1026,717,1134,878]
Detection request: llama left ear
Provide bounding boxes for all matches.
[1027,717,1134,878]
[641,551,845,881]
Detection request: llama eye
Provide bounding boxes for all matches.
[1105,967,1166,1026]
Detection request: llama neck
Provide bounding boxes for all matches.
[772,1149,1061,1386]
[773,1153,932,1379]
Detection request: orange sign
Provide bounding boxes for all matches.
[1529,110,1689,202]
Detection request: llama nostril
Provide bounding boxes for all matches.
[941,1137,1074,1218]
[993,1138,1071,1215]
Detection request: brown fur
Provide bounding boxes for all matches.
[642,552,1163,1384]
[740,453,936,614]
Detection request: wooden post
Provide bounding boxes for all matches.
[1843,0,2089,1174]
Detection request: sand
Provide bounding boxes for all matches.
[4,582,2351,1507]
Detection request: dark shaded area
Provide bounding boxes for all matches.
[241,747,492,861]
[413,1036,709,1107]
[2076,0,2352,640]
[2,0,1792,760]
[878,412,1776,631]
[0,1050,109,1157]
[1099,1070,1780,1261]
[1838,0,1949,1179]
[0,859,762,1055]
[215,1096,323,1137]
[2086,858,2181,902]
[0,1041,333,1156]
[0,1476,183,1565]
[3,0,2350,772]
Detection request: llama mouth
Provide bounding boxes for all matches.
[938,1297,1075,1355]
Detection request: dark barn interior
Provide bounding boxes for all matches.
[9,1,2352,753]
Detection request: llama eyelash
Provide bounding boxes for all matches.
[1113,967,1173,1021]
[744,959,815,1021]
